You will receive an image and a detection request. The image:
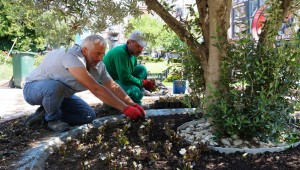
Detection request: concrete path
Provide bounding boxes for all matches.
[0,88,101,123]
[0,80,162,123]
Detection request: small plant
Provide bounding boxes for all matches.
[137,119,152,143]
[58,145,68,157]
[182,162,194,170]
[98,152,113,165]
[149,152,160,161]
[80,132,88,141]
[113,128,129,146]
[164,140,172,157]
[81,160,91,170]
[133,161,143,170]
[164,122,182,142]
[179,145,201,170]
[131,145,147,160]
[96,126,105,144]
[148,141,158,151]
[96,134,103,144]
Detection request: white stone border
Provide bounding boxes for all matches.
[177,120,300,154]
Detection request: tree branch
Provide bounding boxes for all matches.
[196,0,209,49]
[145,0,207,64]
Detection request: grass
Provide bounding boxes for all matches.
[161,81,173,87]
[144,61,174,87]
[144,61,169,73]
[0,64,13,80]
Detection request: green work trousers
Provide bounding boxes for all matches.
[115,64,147,105]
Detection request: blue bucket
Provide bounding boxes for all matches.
[173,80,186,94]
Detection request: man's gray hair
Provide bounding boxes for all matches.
[80,35,107,49]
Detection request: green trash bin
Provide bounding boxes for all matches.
[11,51,37,88]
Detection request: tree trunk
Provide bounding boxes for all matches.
[204,1,231,109]
[145,0,231,113]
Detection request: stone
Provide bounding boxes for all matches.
[209,141,215,146]
[232,134,239,140]
[221,138,231,146]
[189,135,195,141]
[194,132,202,137]
[233,139,243,146]
[204,135,211,141]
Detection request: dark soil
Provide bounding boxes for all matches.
[1,103,300,170]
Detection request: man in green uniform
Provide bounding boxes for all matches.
[103,30,155,105]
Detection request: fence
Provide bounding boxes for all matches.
[147,68,169,81]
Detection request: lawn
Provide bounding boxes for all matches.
[144,61,174,86]
[144,61,169,73]
[0,64,13,80]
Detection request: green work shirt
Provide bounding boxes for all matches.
[103,44,142,87]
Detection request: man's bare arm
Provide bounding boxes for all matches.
[68,67,127,111]
[103,80,136,106]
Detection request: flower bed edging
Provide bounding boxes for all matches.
[177,120,300,154]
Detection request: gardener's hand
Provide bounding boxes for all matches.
[122,105,144,120]
[142,79,156,91]
[133,104,146,120]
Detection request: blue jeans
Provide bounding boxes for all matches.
[23,80,95,125]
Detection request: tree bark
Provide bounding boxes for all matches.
[145,0,231,113]
[204,0,231,109]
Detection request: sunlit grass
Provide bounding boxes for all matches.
[162,81,172,87]
[144,61,174,87]
[144,62,169,73]
[0,64,13,80]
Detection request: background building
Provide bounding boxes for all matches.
[231,0,299,40]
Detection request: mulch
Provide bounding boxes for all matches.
[1,103,300,169]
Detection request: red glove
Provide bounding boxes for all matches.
[133,104,146,118]
[122,105,144,120]
[142,79,156,91]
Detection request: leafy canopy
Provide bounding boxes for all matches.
[126,15,182,52]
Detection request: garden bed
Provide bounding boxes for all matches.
[1,103,300,169]
[45,114,300,170]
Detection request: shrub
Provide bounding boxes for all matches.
[34,54,44,66]
[206,32,300,142]
[140,55,151,61]
[164,74,181,82]
[0,51,12,65]
[137,56,144,61]
[169,58,181,63]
